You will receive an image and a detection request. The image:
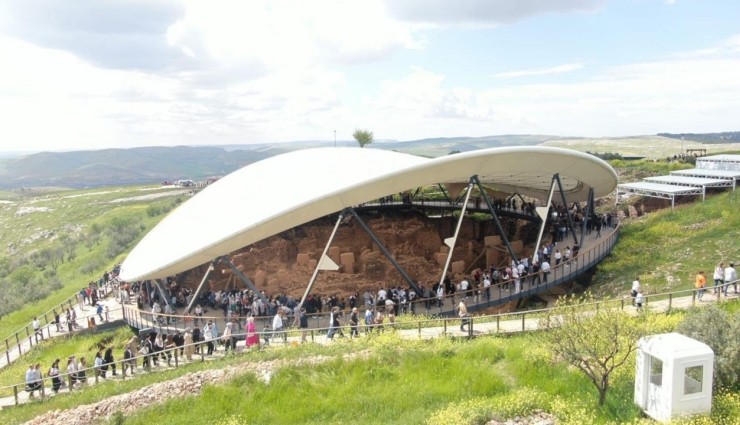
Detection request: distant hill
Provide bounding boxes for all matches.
[0,146,274,189]
[658,131,740,144]
[0,135,560,189]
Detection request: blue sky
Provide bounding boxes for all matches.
[0,0,739,152]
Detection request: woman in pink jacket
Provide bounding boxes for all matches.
[246,316,259,348]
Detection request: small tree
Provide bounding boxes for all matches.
[352,129,374,148]
[542,296,643,405]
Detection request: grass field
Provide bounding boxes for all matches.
[0,185,186,337]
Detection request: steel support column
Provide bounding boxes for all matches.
[299,211,344,307]
[186,262,214,313]
[580,187,594,247]
[437,184,453,204]
[346,208,422,295]
[554,174,580,246]
[533,178,557,264]
[154,279,172,308]
[438,180,474,288]
[473,176,520,266]
[216,256,267,302]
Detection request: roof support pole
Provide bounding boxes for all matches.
[185,262,214,313]
[532,178,558,264]
[437,184,453,204]
[554,173,580,247]
[473,175,520,266]
[298,211,344,307]
[345,208,422,295]
[580,187,594,247]
[154,279,171,308]
[216,256,267,302]
[438,179,474,289]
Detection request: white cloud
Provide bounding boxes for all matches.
[494,63,584,78]
[360,35,740,140]
[384,0,604,25]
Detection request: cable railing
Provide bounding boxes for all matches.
[3,279,737,407]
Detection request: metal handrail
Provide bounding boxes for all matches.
[3,279,737,407]
[0,284,116,367]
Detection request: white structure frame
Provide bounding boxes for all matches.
[635,333,714,423]
[616,182,702,211]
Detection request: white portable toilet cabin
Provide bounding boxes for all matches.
[635,333,714,422]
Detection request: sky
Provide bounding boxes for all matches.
[1,0,739,152]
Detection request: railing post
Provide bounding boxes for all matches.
[521,314,525,331]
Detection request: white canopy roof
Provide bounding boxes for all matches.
[121,146,618,281]
[671,169,740,179]
[618,182,702,195]
[643,175,732,188]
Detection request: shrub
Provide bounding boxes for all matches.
[676,305,740,390]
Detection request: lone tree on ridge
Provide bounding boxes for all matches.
[352,129,374,148]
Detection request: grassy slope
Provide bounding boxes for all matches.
[0,185,182,337]
[592,190,739,296]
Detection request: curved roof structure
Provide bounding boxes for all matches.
[120,146,618,282]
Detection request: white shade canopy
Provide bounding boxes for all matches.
[120,146,618,281]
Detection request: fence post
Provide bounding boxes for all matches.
[418,321,421,337]
[443,318,447,336]
[13,384,18,405]
[174,349,179,368]
[41,378,46,400]
[16,333,21,355]
[68,374,74,392]
[692,290,696,305]
[6,339,10,364]
[122,360,126,380]
[621,299,625,310]
[496,315,500,333]
[668,293,672,311]
[521,314,525,331]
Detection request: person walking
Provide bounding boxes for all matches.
[713,263,725,294]
[724,263,737,295]
[457,299,470,332]
[103,346,117,376]
[49,359,62,393]
[695,270,707,301]
[349,307,359,338]
[25,364,41,397]
[630,277,641,305]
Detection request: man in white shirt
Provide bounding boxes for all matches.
[377,288,387,302]
[631,277,641,305]
[272,309,286,343]
[459,278,470,298]
[723,262,737,295]
[540,261,551,284]
[482,275,491,301]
